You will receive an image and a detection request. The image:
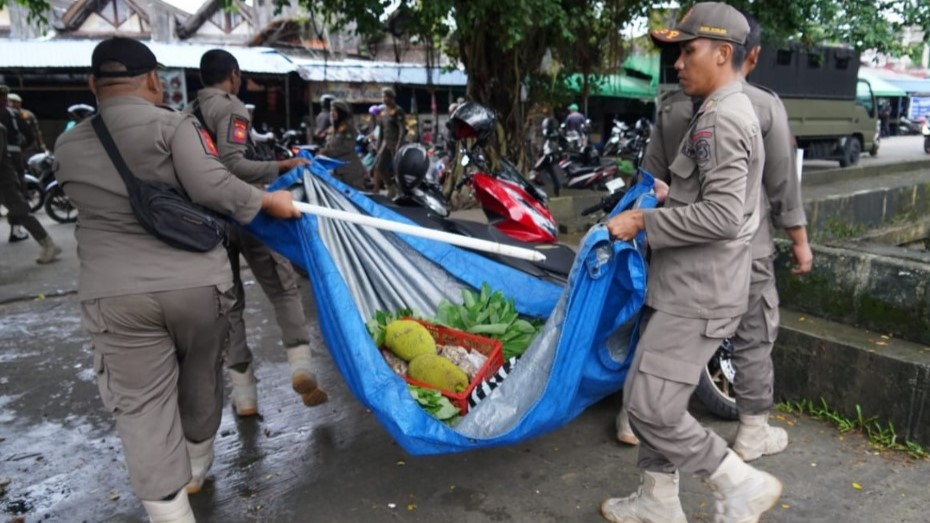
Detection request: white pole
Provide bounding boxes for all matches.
[292,201,548,263]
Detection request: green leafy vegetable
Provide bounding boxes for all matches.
[408,385,461,425]
[365,308,414,347]
[435,283,543,359]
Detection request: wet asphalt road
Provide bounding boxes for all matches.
[3,186,930,522]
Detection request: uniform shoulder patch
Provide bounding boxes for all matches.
[690,126,715,167]
[194,122,219,157]
[228,115,249,145]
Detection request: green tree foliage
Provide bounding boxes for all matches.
[3,0,929,159]
[680,0,930,54]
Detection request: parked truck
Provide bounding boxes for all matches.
[660,43,880,168]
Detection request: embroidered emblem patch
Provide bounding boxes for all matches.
[228,115,249,145]
[195,123,218,157]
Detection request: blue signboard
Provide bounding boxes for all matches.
[907,96,930,120]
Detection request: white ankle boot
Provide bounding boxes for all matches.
[286,344,327,406]
[615,408,640,446]
[142,489,196,523]
[229,366,258,416]
[732,413,788,462]
[185,437,215,494]
[708,450,782,523]
[600,470,687,523]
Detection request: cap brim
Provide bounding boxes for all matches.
[650,28,698,45]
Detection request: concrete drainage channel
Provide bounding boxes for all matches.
[773,160,930,447]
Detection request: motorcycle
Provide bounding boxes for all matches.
[531,120,565,196]
[27,152,77,223]
[22,172,44,212]
[555,155,620,192]
[532,117,621,195]
[922,120,930,154]
[602,119,631,158]
[368,142,582,285]
[250,125,296,161]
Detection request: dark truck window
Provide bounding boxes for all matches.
[856,80,876,118]
[776,49,792,65]
[808,52,824,68]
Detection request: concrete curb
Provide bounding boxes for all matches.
[803,157,930,186]
[775,308,930,447]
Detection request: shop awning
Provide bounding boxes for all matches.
[858,68,908,97]
[859,67,930,96]
[294,58,467,86]
[0,40,297,75]
[566,73,657,100]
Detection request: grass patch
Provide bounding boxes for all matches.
[777,398,928,460]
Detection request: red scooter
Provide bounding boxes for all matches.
[447,102,559,243]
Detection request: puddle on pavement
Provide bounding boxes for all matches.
[0,291,367,522]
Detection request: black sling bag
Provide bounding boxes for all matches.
[91,115,226,253]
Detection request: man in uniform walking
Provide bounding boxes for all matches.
[615,10,813,462]
[0,85,43,244]
[189,49,326,417]
[55,37,302,522]
[0,121,61,263]
[600,4,781,522]
[9,93,46,158]
[372,86,406,196]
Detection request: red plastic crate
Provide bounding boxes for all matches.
[389,318,503,415]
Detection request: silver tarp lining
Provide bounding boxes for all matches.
[302,174,632,439]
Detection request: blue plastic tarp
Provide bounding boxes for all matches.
[245,155,654,455]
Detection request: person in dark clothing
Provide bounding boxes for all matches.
[0,122,61,263]
[320,100,368,190]
[563,103,586,133]
[313,94,334,145]
[372,87,406,196]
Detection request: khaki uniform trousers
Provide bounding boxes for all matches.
[226,226,308,368]
[731,256,779,414]
[81,283,235,500]
[623,309,738,476]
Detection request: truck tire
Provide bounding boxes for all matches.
[839,136,861,167]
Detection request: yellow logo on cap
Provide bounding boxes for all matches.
[700,26,728,35]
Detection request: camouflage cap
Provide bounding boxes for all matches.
[0,85,8,94]
[651,2,749,46]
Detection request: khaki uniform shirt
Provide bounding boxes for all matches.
[55,96,264,300]
[642,90,695,182]
[643,83,807,260]
[742,82,807,258]
[190,87,277,184]
[642,82,764,319]
[378,105,406,148]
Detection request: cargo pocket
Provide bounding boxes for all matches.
[761,286,780,343]
[667,155,699,206]
[270,250,300,290]
[630,350,703,426]
[705,316,741,340]
[80,299,108,334]
[93,350,116,412]
[214,281,236,318]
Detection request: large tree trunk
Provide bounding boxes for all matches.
[456,20,549,172]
